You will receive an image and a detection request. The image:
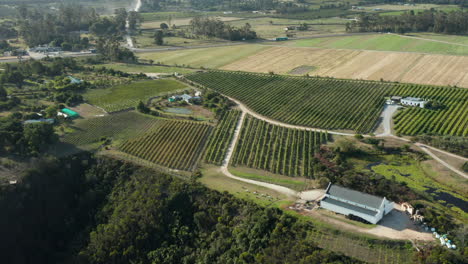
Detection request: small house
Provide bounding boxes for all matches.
[320,183,394,224]
[401,97,427,108]
[181,94,192,103]
[195,91,202,97]
[168,95,182,102]
[67,76,83,84]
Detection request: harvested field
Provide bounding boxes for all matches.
[222,46,468,88]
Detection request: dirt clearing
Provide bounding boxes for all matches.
[222,46,468,88]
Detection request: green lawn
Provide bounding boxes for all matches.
[292,33,468,56]
[84,79,188,112]
[229,167,310,191]
[97,63,194,74]
[138,44,267,69]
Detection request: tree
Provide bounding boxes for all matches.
[137,101,149,114]
[8,71,25,88]
[160,23,169,30]
[154,30,164,45]
[0,85,6,100]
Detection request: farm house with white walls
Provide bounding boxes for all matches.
[320,184,394,224]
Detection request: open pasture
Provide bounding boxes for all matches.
[84,79,187,112]
[290,33,468,56]
[120,120,213,171]
[62,112,165,147]
[138,44,267,69]
[221,46,468,88]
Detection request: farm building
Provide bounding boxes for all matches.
[58,108,80,119]
[181,94,192,103]
[23,118,55,125]
[390,96,402,103]
[320,184,394,224]
[67,76,83,84]
[401,97,427,108]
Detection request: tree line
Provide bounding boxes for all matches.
[0,155,361,264]
[189,17,257,41]
[346,10,468,34]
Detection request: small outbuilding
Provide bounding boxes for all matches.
[59,108,80,119]
[390,96,402,103]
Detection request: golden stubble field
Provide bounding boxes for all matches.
[221,46,468,88]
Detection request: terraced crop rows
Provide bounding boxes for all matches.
[392,85,468,136]
[204,110,242,165]
[187,71,468,136]
[187,71,392,133]
[231,115,329,178]
[120,121,213,171]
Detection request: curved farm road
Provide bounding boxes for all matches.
[216,99,439,241]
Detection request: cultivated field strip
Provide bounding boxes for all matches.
[187,71,468,136]
[63,112,166,146]
[221,46,468,88]
[120,120,213,171]
[204,110,242,165]
[392,85,468,136]
[187,71,391,133]
[309,229,414,264]
[231,115,329,178]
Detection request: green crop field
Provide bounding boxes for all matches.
[291,34,468,56]
[392,85,468,136]
[62,112,165,147]
[84,79,187,112]
[137,45,267,69]
[187,71,468,136]
[96,63,194,74]
[231,115,329,178]
[120,120,213,171]
[187,71,392,133]
[204,110,242,165]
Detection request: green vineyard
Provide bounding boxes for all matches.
[187,71,391,133]
[231,115,329,178]
[204,110,242,165]
[392,84,468,136]
[63,112,165,146]
[120,120,213,171]
[186,71,468,136]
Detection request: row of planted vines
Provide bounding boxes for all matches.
[204,110,242,165]
[119,120,213,171]
[231,115,329,178]
[392,84,468,136]
[187,71,468,136]
[186,71,392,133]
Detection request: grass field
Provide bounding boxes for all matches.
[84,79,187,112]
[137,44,267,69]
[229,167,311,191]
[222,46,468,88]
[96,63,194,74]
[120,120,213,171]
[62,111,165,147]
[135,31,227,48]
[290,34,468,56]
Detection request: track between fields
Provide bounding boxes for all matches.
[218,95,468,188]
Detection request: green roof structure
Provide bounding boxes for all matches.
[61,108,80,118]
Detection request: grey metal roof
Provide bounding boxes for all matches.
[322,197,378,217]
[327,185,384,209]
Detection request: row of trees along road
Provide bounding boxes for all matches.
[346,10,468,34]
